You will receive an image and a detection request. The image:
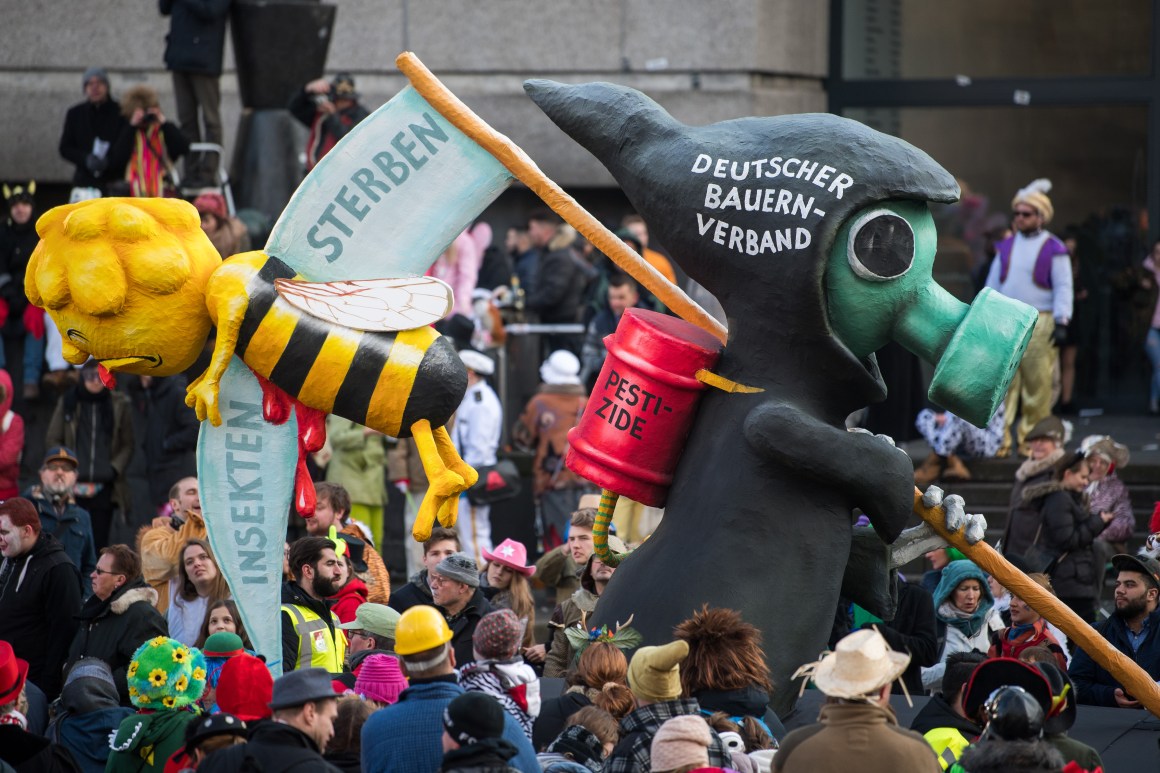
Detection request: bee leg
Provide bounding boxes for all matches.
[410,419,465,498]
[432,425,479,490]
[412,492,439,543]
[436,493,460,528]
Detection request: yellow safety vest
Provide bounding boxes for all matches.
[281,603,347,673]
[923,726,971,771]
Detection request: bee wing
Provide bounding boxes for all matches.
[274,275,455,332]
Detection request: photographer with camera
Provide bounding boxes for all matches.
[107,84,190,198]
[289,73,370,174]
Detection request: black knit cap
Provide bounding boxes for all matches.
[443,692,505,745]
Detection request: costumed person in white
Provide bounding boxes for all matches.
[452,349,503,564]
[985,179,1073,457]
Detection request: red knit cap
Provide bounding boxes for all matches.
[215,654,272,721]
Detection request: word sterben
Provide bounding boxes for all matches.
[594,369,671,440]
[307,112,450,262]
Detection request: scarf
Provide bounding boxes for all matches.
[126,124,172,198]
[938,600,988,638]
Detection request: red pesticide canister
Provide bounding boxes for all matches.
[566,308,722,507]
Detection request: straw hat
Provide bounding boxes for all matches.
[794,628,910,699]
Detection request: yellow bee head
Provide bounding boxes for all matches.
[26,198,222,376]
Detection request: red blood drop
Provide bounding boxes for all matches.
[97,364,116,390]
[295,457,316,516]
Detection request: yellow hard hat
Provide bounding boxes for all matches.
[394,605,453,655]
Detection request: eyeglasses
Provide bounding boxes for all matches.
[349,629,373,639]
[45,462,75,473]
[1012,210,1038,218]
[428,575,459,587]
[92,568,123,576]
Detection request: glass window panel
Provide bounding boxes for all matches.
[842,0,1151,79]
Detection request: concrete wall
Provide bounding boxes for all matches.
[0,0,828,188]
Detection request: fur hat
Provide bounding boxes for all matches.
[355,654,408,705]
[473,609,525,661]
[627,640,688,702]
[120,84,161,119]
[649,715,711,771]
[126,636,207,710]
[1012,179,1054,223]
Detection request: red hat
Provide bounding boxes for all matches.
[482,539,536,577]
[215,653,272,722]
[192,192,227,220]
[0,641,29,707]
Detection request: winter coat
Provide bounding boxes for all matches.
[47,672,134,773]
[532,689,591,751]
[0,532,83,698]
[0,218,41,339]
[1088,472,1135,545]
[534,545,582,603]
[23,486,97,597]
[46,388,134,514]
[135,511,206,616]
[512,384,588,496]
[605,698,731,773]
[0,371,22,496]
[329,576,368,626]
[360,678,539,773]
[921,560,1003,692]
[339,521,390,605]
[909,693,981,737]
[438,738,521,773]
[1002,448,1064,557]
[106,709,197,773]
[64,579,168,705]
[58,99,130,190]
[459,658,541,738]
[525,237,592,325]
[544,557,599,678]
[442,589,494,667]
[324,416,388,507]
[125,375,198,513]
[957,738,1064,773]
[287,91,371,173]
[1022,480,1108,600]
[0,725,80,773]
[280,581,342,672]
[772,702,940,773]
[159,0,230,76]
[388,571,434,613]
[1069,605,1160,706]
[868,578,939,696]
[198,719,342,773]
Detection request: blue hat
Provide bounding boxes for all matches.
[43,446,79,469]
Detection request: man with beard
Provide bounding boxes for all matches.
[24,447,96,596]
[544,537,626,678]
[1069,554,1160,707]
[281,536,347,673]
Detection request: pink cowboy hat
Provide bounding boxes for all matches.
[483,539,536,576]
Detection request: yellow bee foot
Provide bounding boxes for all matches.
[436,494,459,528]
[428,469,466,500]
[412,493,440,543]
[185,380,222,426]
[447,461,478,489]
